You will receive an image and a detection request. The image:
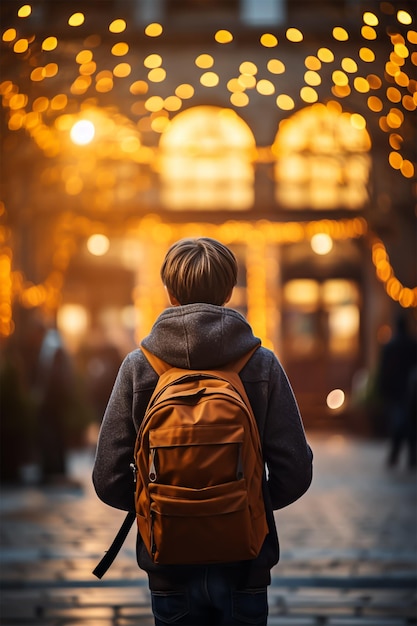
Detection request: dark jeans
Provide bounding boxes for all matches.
[151,566,268,625]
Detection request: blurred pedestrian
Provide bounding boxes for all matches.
[35,327,72,480]
[0,334,35,482]
[377,312,417,469]
[406,365,417,468]
[93,238,313,626]
[1,313,78,484]
[20,313,85,482]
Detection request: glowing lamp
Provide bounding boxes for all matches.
[70,120,95,145]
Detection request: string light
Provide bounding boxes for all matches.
[370,236,417,308]
[1,210,413,341]
[1,4,415,177]
[0,5,415,339]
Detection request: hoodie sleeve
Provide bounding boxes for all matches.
[263,355,313,510]
[92,353,138,511]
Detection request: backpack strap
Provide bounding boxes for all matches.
[92,510,136,579]
[141,345,173,375]
[226,344,260,374]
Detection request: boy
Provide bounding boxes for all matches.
[93,237,313,626]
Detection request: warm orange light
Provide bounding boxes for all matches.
[111,42,129,56]
[96,77,113,93]
[300,87,318,103]
[367,74,382,89]
[13,39,29,53]
[240,61,258,75]
[361,26,377,40]
[57,304,89,337]
[260,33,278,47]
[195,54,214,69]
[276,94,295,110]
[114,63,131,78]
[286,28,303,42]
[145,96,164,112]
[350,113,366,130]
[144,54,162,69]
[388,151,402,169]
[397,10,412,25]
[109,19,126,33]
[341,58,358,73]
[130,80,148,95]
[304,71,321,86]
[33,96,49,112]
[2,28,16,42]
[87,234,109,256]
[164,96,182,112]
[327,389,345,410]
[51,94,67,110]
[18,5,31,18]
[359,47,375,62]
[354,77,370,93]
[268,59,285,74]
[311,233,333,255]
[215,29,233,43]
[70,120,95,145]
[230,92,249,107]
[68,13,85,27]
[318,48,334,63]
[200,72,219,87]
[42,37,58,51]
[256,79,275,95]
[175,84,194,99]
[145,23,163,37]
[227,78,245,93]
[363,12,378,26]
[239,74,256,89]
[71,76,91,94]
[333,27,349,41]
[401,160,414,178]
[305,56,321,70]
[367,96,383,112]
[332,70,349,86]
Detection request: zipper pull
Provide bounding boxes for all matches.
[149,448,157,482]
[130,462,137,483]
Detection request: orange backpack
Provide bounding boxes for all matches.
[133,344,268,565]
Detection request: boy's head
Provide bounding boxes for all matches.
[161,238,237,306]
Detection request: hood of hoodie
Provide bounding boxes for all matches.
[141,303,261,370]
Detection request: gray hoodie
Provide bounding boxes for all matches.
[93,303,313,589]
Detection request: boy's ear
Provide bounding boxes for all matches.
[166,288,181,307]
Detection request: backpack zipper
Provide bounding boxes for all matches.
[149,448,157,482]
[130,462,137,483]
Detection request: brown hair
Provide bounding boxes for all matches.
[160,238,238,306]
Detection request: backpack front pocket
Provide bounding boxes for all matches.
[149,425,244,488]
[148,479,255,564]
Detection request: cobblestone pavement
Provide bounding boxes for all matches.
[0,433,416,625]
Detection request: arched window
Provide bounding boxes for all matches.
[273,103,371,210]
[282,278,361,357]
[159,106,256,210]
